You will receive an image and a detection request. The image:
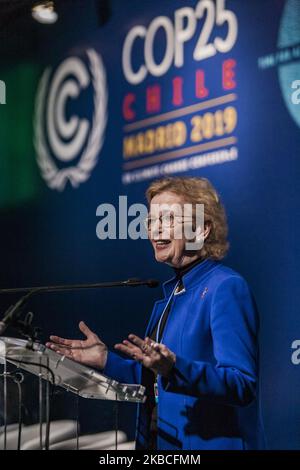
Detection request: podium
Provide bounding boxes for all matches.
[0,337,146,449]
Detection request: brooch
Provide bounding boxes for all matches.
[201,287,208,299]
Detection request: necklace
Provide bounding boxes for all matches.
[154,279,180,404]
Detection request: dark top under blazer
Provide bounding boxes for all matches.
[102,258,266,450]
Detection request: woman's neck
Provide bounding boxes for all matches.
[173,256,205,278]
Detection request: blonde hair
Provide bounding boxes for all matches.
[146,176,229,260]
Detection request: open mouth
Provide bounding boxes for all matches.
[155,240,171,247]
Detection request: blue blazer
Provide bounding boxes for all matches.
[102,258,266,450]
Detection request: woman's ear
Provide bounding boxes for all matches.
[203,221,211,241]
[194,225,204,247]
[185,221,211,251]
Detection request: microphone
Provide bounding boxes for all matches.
[0,291,33,335]
[124,278,159,288]
[146,279,159,288]
[0,277,159,335]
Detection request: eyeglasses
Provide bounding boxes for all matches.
[144,214,194,231]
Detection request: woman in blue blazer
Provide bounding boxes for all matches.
[47,176,265,450]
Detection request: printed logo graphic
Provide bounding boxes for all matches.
[34,49,107,191]
[277,0,300,128]
[258,0,300,129]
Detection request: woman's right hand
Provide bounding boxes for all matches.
[46,321,108,370]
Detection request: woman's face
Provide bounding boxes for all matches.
[148,191,206,269]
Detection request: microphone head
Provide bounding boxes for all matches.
[147,279,159,288]
[125,278,159,288]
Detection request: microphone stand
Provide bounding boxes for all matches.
[0,277,159,449]
[0,277,159,338]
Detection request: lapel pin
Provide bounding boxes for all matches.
[201,287,208,299]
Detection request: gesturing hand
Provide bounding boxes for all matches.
[114,334,176,378]
[46,321,108,370]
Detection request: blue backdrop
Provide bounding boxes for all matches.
[0,0,299,449]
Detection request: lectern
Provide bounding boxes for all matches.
[0,337,146,449]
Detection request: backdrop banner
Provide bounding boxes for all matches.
[0,0,299,449]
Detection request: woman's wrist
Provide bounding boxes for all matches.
[161,353,176,378]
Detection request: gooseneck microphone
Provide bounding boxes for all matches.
[0,277,159,335]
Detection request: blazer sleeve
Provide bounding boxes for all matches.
[101,349,140,385]
[160,275,259,406]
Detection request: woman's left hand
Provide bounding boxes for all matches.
[114,334,176,378]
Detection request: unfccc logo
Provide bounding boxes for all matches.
[34,49,107,191]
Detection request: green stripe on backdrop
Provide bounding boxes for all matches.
[0,63,42,209]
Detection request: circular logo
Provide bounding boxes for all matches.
[34,49,107,191]
[277,0,300,128]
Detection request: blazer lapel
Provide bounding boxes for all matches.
[145,299,167,338]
